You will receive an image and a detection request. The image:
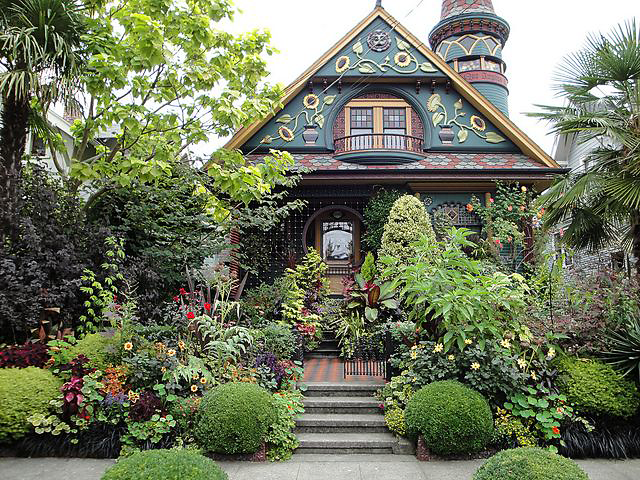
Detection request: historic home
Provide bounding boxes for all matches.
[226,0,565,290]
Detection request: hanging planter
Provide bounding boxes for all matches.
[438,125,455,145]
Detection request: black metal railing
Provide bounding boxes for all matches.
[343,331,394,380]
[334,133,424,154]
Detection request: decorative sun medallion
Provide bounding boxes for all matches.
[367,29,391,52]
[423,196,434,207]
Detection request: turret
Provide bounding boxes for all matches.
[430,0,511,115]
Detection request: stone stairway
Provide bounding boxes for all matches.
[296,334,413,455]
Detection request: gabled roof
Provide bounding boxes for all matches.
[226,6,559,169]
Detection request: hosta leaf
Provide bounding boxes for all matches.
[485,131,507,143]
[420,62,437,73]
[353,41,364,55]
[314,113,325,129]
[458,128,469,143]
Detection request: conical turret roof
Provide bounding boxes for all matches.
[441,0,495,20]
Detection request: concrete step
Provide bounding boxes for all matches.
[304,382,384,397]
[318,340,340,350]
[303,396,381,414]
[295,432,397,454]
[295,414,388,433]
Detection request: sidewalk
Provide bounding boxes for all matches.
[2,454,640,479]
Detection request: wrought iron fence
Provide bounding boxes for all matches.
[343,330,394,380]
[334,133,424,154]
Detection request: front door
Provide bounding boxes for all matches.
[314,209,361,293]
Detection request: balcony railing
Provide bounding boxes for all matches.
[334,133,424,154]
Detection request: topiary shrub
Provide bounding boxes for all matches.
[194,383,276,454]
[379,195,435,265]
[101,449,228,480]
[69,332,120,370]
[405,380,493,455]
[0,367,62,443]
[556,357,640,418]
[473,447,589,480]
[362,188,406,253]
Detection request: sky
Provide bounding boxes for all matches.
[220,0,638,156]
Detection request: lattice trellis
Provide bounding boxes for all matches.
[431,202,482,227]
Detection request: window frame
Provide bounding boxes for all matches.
[344,98,413,150]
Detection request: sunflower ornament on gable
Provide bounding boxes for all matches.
[427,94,506,145]
[261,93,337,145]
[335,36,437,75]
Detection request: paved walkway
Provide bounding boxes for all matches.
[303,357,384,384]
[2,454,640,480]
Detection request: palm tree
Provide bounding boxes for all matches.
[0,0,85,241]
[532,21,640,274]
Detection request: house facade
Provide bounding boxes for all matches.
[227,1,565,290]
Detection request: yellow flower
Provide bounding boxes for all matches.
[123,342,133,351]
[200,377,207,384]
[278,126,294,142]
[517,358,527,369]
[470,115,486,132]
[161,367,167,373]
[448,355,455,361]
[471,362,480,370]
[433,343,444,353]
[167,349,176,357]
[464,339,473,345]
[410,350,418,359]
[500,339,511,349]
[155,342,166,351]
[190,384,198,393]
[394,52,411,68]
[427,93,441,112]
[547,348,556,359]
[303,94,320,109]
[531,371,538,381]
[128,391,140,404]
[521,186,528,193]
[192,374,200,381]
[178,341,186,350]
[335,56,351,73]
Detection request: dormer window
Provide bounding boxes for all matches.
[334,95,423,154]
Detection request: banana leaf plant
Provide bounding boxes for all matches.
[346,273,399,322]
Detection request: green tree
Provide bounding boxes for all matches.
[0,0,85,241]
[532,21,640,273]
[379,194,435,265]
[63,0,287,217]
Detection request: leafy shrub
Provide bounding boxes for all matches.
[494,408,537,449]
[405,380,493,455]
[69,332,120,370]
[379,195,435,265]
[256,324,296,360]
[360,252,377,282]
[265,391,304,461]
[556,357,640,418]
[101,449,228,480]
[194,383,276,454]
[473,447,589,480]
[362,189,406,253]
[384,408,406,437]
[0,367,62,443]
[0,342,49,368]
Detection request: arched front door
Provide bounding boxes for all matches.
[304,206,362,293]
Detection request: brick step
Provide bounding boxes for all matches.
[304,382,383,397]
[302,396,381,414]
[295,414,387,433]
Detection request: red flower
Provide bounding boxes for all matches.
[204,303,211,311]
[179,288,187,295]
[552,426,560,435]
[186,312,195,320]
[489,198,494,203]
[173,296,180,302]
